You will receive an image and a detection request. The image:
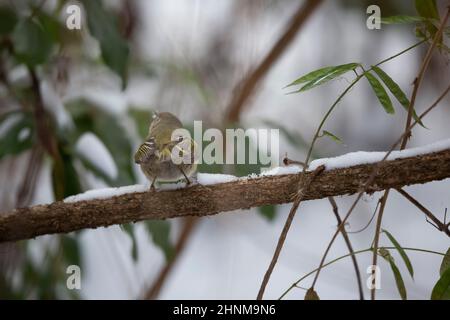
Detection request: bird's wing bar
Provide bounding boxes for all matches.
[134,140,156,164]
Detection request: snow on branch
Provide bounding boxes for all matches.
[1,142,450,243]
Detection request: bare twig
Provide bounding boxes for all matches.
[370,189,390,300]
[28,67,59,159]
[401,7,450,149]
[328,196,364,300]
[279,246,447,299]
[396,188,450,237]
[16,147,44,208]
[225,0,323,123]
[347,198,381,234]
[309,83,450,290]
[369,7,450,300]
[257,165,325,300]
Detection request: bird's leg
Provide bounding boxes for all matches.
[150,176,157,191]
[177,166,191,185]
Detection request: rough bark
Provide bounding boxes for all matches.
[1,148,450,243]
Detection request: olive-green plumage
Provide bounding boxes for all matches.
[134,112,196,190]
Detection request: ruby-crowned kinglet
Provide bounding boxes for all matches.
[134,112,197,190]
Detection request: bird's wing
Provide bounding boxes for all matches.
[134,139,156,164]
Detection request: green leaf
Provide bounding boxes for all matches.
[36,10,62,43]
[382,229,414,279]
[445,26,450,39]
[286,66,336,87]
[12,19,53,66]
[381,15,427,25]
[259,205,276,221]
[415,0,439,20]
[371,66,424,127]
[74,132,117,184]
[51,146,82,200]
[61,235,81,267]
[68,100,136,186]
[321,130,342,144]
[440,247,450,276]
[0,7,18,35]
[129,109,152,139]
[145,220,175,261]
[365,72,395,114]
[122,223,138,261]
[0,112,34,160]
[287,63,360,92]
[379,248,407,300]
[82,0,129,88]
[77,155,114,185]
[305,288,320,300]
[388,258,408,300]
[431,267,450,300]
[415,0,440,42]
[378,247,393,262]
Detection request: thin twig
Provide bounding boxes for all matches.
[256,165,325,300]
[28,67,59,159]
[16,146,44,208]
[401,7,450,149]
[327,196,364,300]
[396,188,450,237]
[369,7,450,300]
[347,198,381,234]
[309,83,450,291]
[370,189,390,300]
[279,246,447,299]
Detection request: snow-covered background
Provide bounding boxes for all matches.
[1,0,450,299]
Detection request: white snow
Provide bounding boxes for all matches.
[78,88,128,116]
[75,132,118,180]
[197,173,238,185]
[40,80,74,129]
[309,137,450,171]
[0,113,22,137]
[63,138,450,203]
[260,165,301,176]
[63,173,239,203]
[64,184,148,203]
[18,127,30,141]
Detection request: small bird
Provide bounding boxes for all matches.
[134,112,197,190]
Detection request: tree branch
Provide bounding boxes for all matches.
[1,147,450,243]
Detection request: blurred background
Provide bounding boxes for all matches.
[0,0,449,299]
